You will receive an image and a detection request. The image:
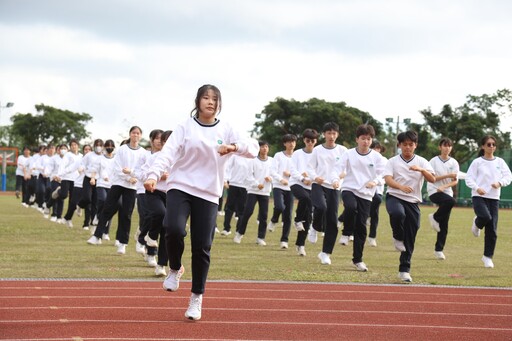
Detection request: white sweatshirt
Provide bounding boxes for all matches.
[290,148,314,190]
[308,144,348,190]
[111,144,147,190]
[225,154,252,188]
[245,156,273,196]
[146,117,259,204]
[465,156,512,200]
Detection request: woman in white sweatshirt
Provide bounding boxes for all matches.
[144,84,258,321]
[465,135,512,269]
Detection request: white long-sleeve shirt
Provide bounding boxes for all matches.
[16,155,30,177]
[308,144,348,190]
[111,144,147,190]
[245,156,273,196]
[290,148,314,190]
[225,154,252,188]
[58,152,82,182]
[97,154,115,189]
[426,156,460,197]
[81,151,103,179]
[141,151,171,193]
[146,117,259,204]
[271,151,294,191]
[465,156,512,200]
[384,154,434,203]
[337,148,387,201]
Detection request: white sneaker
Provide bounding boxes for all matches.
[185,293,202,320]
[280,241,289,249]
[76,206,82,217]
[307,228,318,244]
[429,213,440,232]
[339,235,349,245]
[144,235,158,247]
[349,235,354,241]
[147,255,157,267]
[393,238,406,252]
[83,226,90,231]
[220,230,232,236]
[353,262,368,272]
[367,237,377,247]
[135,241,146,254]
[102,233,110,240]
[256,238,267,246]
[398,272,412,283]
[482,255,494,268]
[294,221,305,231]
[317,252,331,265]
[51,186,61,200]
[337,220,342,228]
[155,265,167,277]
[434,251,446,260]
[233,232,243,244]
[117,243,126,255]
[215,227,220,233]
[217,211,225,216]
[66,219,73,228]
[471,217,480,237]
[56,218,64,224]
[50,216,57,222]
[163,265,185,291]
[296,245,306,256]
[92,215,99,226]
[87,235,102,245]
[267,221,276,232]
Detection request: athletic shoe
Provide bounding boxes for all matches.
[267,221,276,232]
[294,221,305,231]
[338,235,349,245]
[393,238,406,252]
[117,243,126,255]
[144,235,158,247]
[92,215,99,226]
[217,211,225,216]
[353,262,368,272]
[15,190,20,199]
[429,213,440,232]
[367,237,377,247]
[56,218,64,224]
[471,217,480,237]
[337,220,342,229]
[163,265,185,292]
[83,226,90,231]
[102,233,110,240]
[147,255,157,267]
[50,216,57,222]
[43,207,50,218]
[349,235,354,241]
[76,206,82,217]
[114,240,120,247]
[233,232,243,244]
[51,186,61,200]
[256,238,267,246]
[87,236,102,245]
[296,245,306,256]
[220,230,232,236]
[482,255,494,268]
[398,272,412,283]
[317,252,331,265]
[89,226,96,235]
[185,293,202,320]
[155,265,167,277]
[135,241,146,254]
[215,227,220,233]
[307,228,318,244]
[434,251,446,260]
[280,241,289,249]
[65,219,73,228]
[29,194,36,204]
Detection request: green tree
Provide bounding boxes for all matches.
[251,97,383,154]
[420,89,512,165]
[10,104,92,148]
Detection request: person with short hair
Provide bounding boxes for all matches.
[384,130,435,283]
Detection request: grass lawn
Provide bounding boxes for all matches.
[1,194,511,287]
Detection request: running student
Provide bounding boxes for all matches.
[367,140,387,247]
[334,124,386,272]
[307,122,348,265]
[383,130,435,283]
[290,128,318,256]
[144,84,258,321]
[268,133,297,249]
[426,138,459,260]
[465,135,511,268]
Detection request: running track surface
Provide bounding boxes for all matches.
[1,280,511,341]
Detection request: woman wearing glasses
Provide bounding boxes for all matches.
[465,135,512,268]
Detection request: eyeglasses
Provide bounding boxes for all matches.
[486,143,496,147]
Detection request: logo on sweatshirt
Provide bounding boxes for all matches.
[217,139,223,145]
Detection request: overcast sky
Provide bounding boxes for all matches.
[1,0,511,145]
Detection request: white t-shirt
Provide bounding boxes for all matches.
[426,156,460,197]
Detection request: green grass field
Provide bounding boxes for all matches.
[1,194,511,287]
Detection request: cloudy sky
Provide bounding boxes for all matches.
[1,0,511,145]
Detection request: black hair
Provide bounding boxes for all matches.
[104,139,115,148]
[69,138,79,146]
[282,133,297,143]
[149,129,164,142]
[397,130,418,144]
[370,140,386,153]
[93,139,104,147]
[302,128,319,140]
[161,130,173,144]
[82,144,92,153]
[439,137,453,147]
[322,122,339,133]
[356,124,375,138]
[258,140,269,147]
[191,84,222,117]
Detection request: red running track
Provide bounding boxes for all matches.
[0,280,511,340]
